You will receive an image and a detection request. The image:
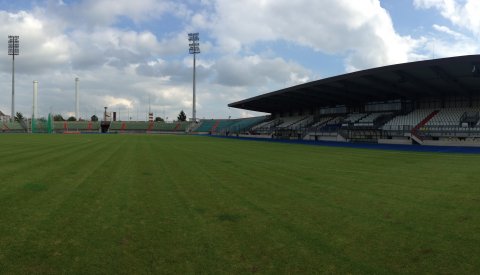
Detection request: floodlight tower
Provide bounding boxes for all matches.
[188,33,200,122]
[75,77,79,119]
[33,80,38,119]
[8,35,19,119]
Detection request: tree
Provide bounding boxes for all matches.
[155,117,164,122]
[67,116,77,121]
[53,114,65,121]
[91,115,98,121]
[177,110,187,122]
[14,112,24,122]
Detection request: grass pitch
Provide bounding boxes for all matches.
[0,134,479,274]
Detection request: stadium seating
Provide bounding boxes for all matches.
[195,120,217,132]
[326,116,343,125]
[100,121,190,132]
[354,112,391,127]
[225,116,267,133]
[194,119,240,133]
[109,121,152,131]
[54,121,67,130]
[32,120,47,132]
[153,122,175,131]
[382,109,435,130]
[276,116,306,128]
[151,122,182,131]
[65,121,84,130]
[214,120,237,132]
[89,121,101,130]
[67,121,99,131]
[310,116,334,129]
[306,116,344,137]
[125,122,149,130]
[179,105,479,143]
[1,121,24,131]
[109,121,123,130]
[343,113,367,124]
[288,116,314,129]
[251,119,278,131]
[174,122,190,131]
[52,121,100,132]
[311,116,342,129]
[426,108,479,126]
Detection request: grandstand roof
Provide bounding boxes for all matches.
[228,55,480,113]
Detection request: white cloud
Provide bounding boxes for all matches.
[103,96,134,109]
[4,0,478,121]
[422,36,479,59]
[40,0,190,28]
[213,55,312,88]
[414,0,480,36]
[203,0,422,71]
[432,24,466,39]
[411,1,480,60]
[69,28,162,69]
[0,1,425,120]
[0,11,73,74]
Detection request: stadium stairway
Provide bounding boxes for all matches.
[211,120,221,132]
[174,123,181,131]
[2,122,9,131]
[194,120,216,132]
[411,110,439,144]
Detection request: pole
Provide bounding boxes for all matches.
[11,54,15,119]
[188,33,199,122]
[33,80,38,119]
[75,77,79,119]
[193,53,196,122]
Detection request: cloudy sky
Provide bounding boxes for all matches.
[0,0,479,120]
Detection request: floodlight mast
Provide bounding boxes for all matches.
[75,77,79,119]
[188,33,200,122]
[33,80,38,119]
[8,35,19,120]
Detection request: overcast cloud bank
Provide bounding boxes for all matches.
[0,0,478,120]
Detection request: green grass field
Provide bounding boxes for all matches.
[0,134,479,274]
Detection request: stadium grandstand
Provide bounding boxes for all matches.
[107,121,191,133]
[191,116,268,135]
[48,121,191,134]
[1,120,25,133]
[0,119,193,134]
[0,115,269,135]
[3,54,480,148]
[226,55,480,147]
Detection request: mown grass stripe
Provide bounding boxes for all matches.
[0,134,479,274]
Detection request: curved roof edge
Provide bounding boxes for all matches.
[229,55,480,113]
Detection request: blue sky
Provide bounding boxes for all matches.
[0,0,479,120]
